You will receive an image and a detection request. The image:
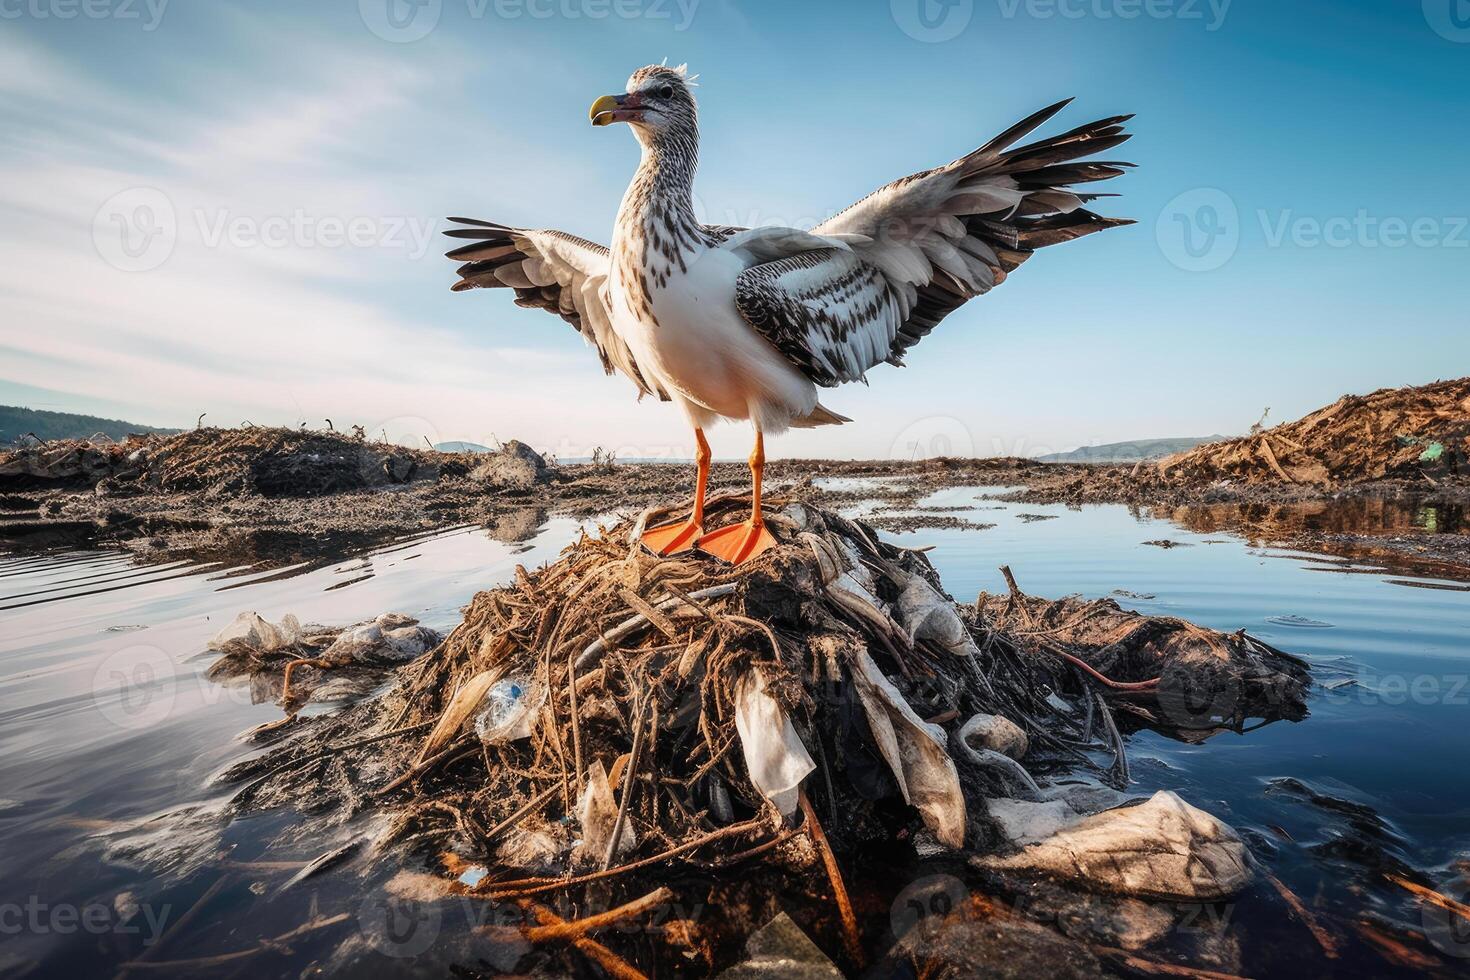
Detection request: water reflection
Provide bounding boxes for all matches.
[1157,497,1466,540]
[0,495,1467,976]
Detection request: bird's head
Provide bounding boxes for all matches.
[589,64,698,147]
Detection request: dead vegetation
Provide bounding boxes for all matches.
[1151,378,1470,489]
[216,497,1310,976]
[0,425,474,497]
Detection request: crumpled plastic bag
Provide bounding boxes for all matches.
[852,651,966,848]
[891,570,979,657]
[208,612,302,656]
[975,790,1253,900]
[473,677,546,745]
[734,670,815,817]
[323,613,439,665]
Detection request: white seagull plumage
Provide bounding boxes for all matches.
[447,64,1134,563]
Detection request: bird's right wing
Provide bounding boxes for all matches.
[445,218,667,400]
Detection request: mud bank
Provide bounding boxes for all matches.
[3,375,1467,572]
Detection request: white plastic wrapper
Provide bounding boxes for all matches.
[208,612,302,655]
[733,670,815,817]
[852,651,967,848]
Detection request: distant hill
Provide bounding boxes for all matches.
[1,405,179,445]
[433,441,495,454]
[1038,436,1226,464]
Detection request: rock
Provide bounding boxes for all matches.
[960,712,1029,760]
[383,455,416,483]
[975,790,1253,901]
[717,912,842,980]
[469,440,550,489]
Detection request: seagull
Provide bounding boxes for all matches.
[446,64,1133,564]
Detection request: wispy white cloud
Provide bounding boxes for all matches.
[0,23,654,452]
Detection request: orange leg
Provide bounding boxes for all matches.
[697,430,777,565]
[640,428,710,556]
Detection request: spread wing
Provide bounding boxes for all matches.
[445,218,667,400]
[736,101,1134,387]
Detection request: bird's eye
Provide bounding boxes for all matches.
[658,85,674,99]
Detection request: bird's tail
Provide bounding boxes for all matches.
[790,403,851,428]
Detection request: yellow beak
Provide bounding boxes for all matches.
[589,95,622,127]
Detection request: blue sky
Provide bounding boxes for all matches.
[1,0,1466,460]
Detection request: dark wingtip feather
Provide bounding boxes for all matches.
[970,97,1077,161]
[443,228,507,240]
[446,216,512,228]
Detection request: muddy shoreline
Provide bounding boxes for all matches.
[3,450,1468,577]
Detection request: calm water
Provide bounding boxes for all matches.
[1,493,1468,976]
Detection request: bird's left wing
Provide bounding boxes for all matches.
[446,218,667,400]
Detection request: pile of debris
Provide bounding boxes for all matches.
[217,497,1311,976]
[1151,378,1470,488]
[207,610,442,717]
[0,426,558,497]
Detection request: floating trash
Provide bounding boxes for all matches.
[1266,614,1335,629]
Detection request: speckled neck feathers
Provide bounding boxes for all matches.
[612,125,709,323]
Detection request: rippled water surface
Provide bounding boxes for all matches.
[1,494,1468,976]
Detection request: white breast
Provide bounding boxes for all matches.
[610,243,818,432]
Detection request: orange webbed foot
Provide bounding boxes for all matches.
[640,518,704,557]
[697,520,777,565]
